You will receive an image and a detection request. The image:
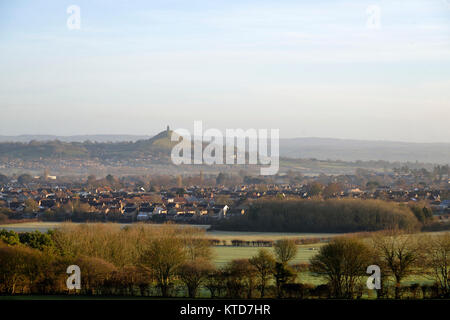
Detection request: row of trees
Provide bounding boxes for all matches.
[0,227,301,298]
[216,199,421,233]
[1,225,449,299]
[208,237,324,247]
[0,223,212,296]
[310,231,450,299]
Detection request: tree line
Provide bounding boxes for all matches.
[215,199,424,233]
[0,224,449,299]
[208,238,326,247]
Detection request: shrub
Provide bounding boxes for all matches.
[0,229,20,246]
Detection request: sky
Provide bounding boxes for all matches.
[0,0,450,142]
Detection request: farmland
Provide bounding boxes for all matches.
[0,222,334,278]
[213,243,322,267]
[1,222,448,297]
[1,221,446,287]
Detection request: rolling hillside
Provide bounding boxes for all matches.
[0,130,449,164]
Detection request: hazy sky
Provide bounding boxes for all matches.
[1,0,450,142]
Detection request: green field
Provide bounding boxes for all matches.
[0,222,64,233]
[213,243,322,267]
[213,244,326,285]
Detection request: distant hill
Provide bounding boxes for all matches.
[0,131,448,164]
[0,134,152,143]
[0,129,177,160]
[279,138,450,164]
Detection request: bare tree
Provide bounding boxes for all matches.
[423,233,450,297]
[372,230,421,299]
[310,237,370,298]
[273,239,297,264]
[224,259,257,298]
[178,258,214,298]
[249,249,275,298]
[205,269,226,298]
[140,230,187,297]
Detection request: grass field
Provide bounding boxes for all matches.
[213,243,326,285]
[0,222,64,232]
[213,243,322,267]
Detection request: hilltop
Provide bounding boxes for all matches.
[0,128,177,160]
[1,131,449,164]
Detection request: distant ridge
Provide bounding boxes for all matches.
[0,131,449,164]
[279,137,450,164]
[0,134,153,143]
[0,128,178,161]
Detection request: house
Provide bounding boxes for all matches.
[153,206,167,215]
[208,205,229,219]
[9,201,24,211]
[123,206,138,221]
[168,208,186,216]
[137,205,154,221]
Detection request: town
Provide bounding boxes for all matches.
[1,166,449,226]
